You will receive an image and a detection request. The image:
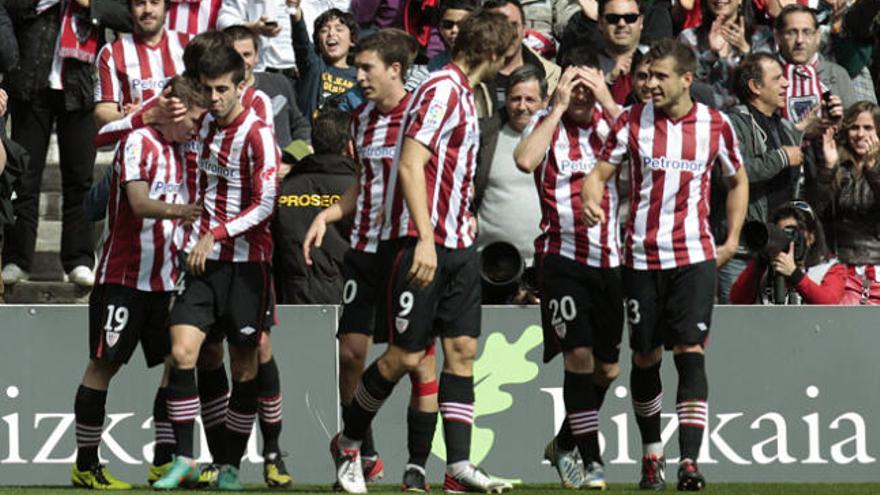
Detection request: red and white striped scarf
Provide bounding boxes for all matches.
[57,0,98,63]
[781,56,827,123]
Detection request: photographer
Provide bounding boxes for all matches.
[730,201,838,304]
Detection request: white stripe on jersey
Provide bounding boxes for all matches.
[95,31,188,106]
[166,0,221,37]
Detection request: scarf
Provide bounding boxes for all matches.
[781,57,827,123]
[57,0,98,63]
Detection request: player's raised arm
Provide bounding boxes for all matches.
[397,137,437,288]
[514,67,577,173]
[303,182,361,265]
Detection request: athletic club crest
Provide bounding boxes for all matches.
[395,317,409,334]
[105,329,120,348]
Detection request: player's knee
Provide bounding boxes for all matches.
[443,336,478,366]
[673,344,704,355]
[257,332,273,362]
[633,348,662,369]
[171,343,200,369]
[339,342,369,369]
[197,341,224,369]
[562,347,594,373]
[594,361,620,386]
[229,349,259,382]
[84,359,120,387]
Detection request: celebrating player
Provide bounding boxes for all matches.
[303,29,440,491]
[71,75,205,490]
[153,45,280,491]
[582,39,748,491]
[513,46,622,490]
[327,10,518,494]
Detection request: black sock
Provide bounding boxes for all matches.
[257,358,282,456]
[407,407,438,468]
[197,365,229,462]
[675,353,708,462]
[563,371,600,464]
[555,418,575,451]
[342,402,377,457]
[595,383,610,410]
[167,368,199,458]
[222,378,258,468]
[631,362,663,448]
[439,373,474,465]
[343,362,397,441]
[152,387,175,466]
[74,385,107,471]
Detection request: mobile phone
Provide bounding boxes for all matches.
[822,90,841,123]
[265,20,279,28]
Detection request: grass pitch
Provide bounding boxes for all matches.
[0,484,878,494]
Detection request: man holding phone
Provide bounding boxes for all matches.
[218,0,297,75]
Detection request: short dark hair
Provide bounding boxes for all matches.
[184,31,231,76]
[224,24,261,51]
[312,108,352,155]
[198,44,246,85]
[599,0,644,16]
[646,38,696,76]
[775,4,818,32]
[558,46,600,71]
[166,75,210,109]
[355,29,419,76]
[483,0,525,23]
[630,48,649,75]
[313,9,359,56]
[439,0,477,18]
[732,52,778,103]
[452,9,519,68]
[507,64,547,98]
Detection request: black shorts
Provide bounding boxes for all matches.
[375,239,481,351]
[623,260,716,354]
[89,284,171,367]
[337,249,381,340]
[168,260,276,347]
[538,254,624,364]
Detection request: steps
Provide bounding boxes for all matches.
[3,134,115,303]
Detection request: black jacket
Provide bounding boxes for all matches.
[2,0,130,110]
[0,4,19,75]
[815,159,880,265]
[273,153,356,304]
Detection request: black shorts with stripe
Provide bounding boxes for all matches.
[89,284,171,367]
[168,260,276,347]
[538,253,624,364]
[337,249,382,340]
[375,238,481,351]
[623,260,716,354]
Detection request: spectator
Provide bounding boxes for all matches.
[2,0,131,287]
[427,0,476,71]
[718,53,808,301]
[825,0,876,105]
[678,0,774,109]
[299,0,351,39]
[273,108,356,304]
[483,0,560,114]
[474,65,547,275]
[289,4,359,120]
[225,25,311,175]
[774,4,861,122]
[218,0,297,74]
[816,101,880,264]
[729,201,834,304]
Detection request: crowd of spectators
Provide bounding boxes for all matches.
[0,0,879,305]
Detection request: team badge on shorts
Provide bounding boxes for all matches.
[395,317,410,334]
[554,322,567,339]
[106,329,120,348]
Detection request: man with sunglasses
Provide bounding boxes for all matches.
[597,0,646,105]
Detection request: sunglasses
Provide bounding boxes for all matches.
[440,19,459,30]
[604,13,640,24]
[787,200,816,223]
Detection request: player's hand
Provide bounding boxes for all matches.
[123,97,142,116]
[177,202,203,224]
[0,89,8,117]
[771,243,797,277]
[408,237,437,289]
[303,214,327,266]
[715,242,737,268]
[579,67,616,111]
[582,199,606,227]
[148,87,186,125]
[553,67,579,112]
[187,232,214,275]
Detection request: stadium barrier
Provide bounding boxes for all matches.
[0,305,877,484]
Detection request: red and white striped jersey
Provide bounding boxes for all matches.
[381,65,479,249]
[526,107,620,268]
[349,94,411,253]
[186,107,280,262]
[166,0,222,37]
[95,86,273,149]
[95,31,190,106]
[781,59,827,123]
[601,102,743,270]
[96,127,187,291]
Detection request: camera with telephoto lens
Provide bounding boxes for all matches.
[742,221,807,262]
[480,241,537,303]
